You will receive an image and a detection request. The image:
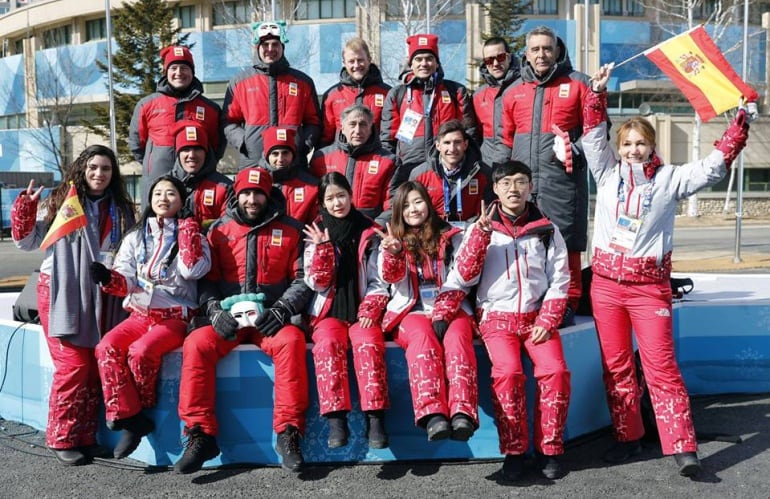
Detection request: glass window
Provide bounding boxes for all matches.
[212,0,250,26]
[41,25,71,49]
[176,5,196,29]
[85,18,106,42]
[296,0,357,20]
[14,39,24,55]
[386,0,465,17]
[523,0,558,15]
[626,0,644,16]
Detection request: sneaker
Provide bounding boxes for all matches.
[113,412,155,459]
[276,425,304,472]
[326,412,350,449]
[501,454,524,481]
[366,411,389,449]
[51,447,87,466]
[450,413,475,441]
[174,426,220,474]
[603,440,642,464]
[425,414,451,441]
[559,307,576,328]
[537,453,564,479]
[674,452,702,477]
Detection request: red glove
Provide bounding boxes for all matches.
[583,90,608,133]
[177,218,203,268]
[714,109,750,170]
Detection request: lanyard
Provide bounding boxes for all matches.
[617,167,655,220]
[416,254,438,284]
[139,219,178,280]
[108,201,119,249]
[442,176,463,220]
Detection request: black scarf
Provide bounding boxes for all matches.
[320,207,373,323]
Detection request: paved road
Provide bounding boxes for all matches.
[1,394,768,498]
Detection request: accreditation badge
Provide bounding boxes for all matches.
[608,215,642,254]
[395,108,422,144]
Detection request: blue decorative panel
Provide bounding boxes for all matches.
[35,43,108,100]
[0,54,26,115]
[0,127,63,181]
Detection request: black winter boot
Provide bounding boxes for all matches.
[366,410,389,449]
[326,411,350,449]
[113,412,155,459]
[276,425,304,472]
[174,425,220,474]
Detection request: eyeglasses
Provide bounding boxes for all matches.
[258,23,281,38]
[496,178,529,190]
[483,53,509,66]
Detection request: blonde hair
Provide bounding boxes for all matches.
[343,37,372,60]
[616,117,657,150]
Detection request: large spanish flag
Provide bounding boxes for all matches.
[644,25,758,122]
[40,184,88,251]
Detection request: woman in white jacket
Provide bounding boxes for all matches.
[376,181,478,442]
[91,175,211,459]
[581,64,751,477]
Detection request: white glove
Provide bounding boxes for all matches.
[553,134,567,163]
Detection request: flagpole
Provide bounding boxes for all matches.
[105,0,118,154]
[733,1,749,263]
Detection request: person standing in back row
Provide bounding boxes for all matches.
[222,21,321,168]
[498,26,600,327]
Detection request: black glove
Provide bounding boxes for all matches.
[432,320,449,342]
[208,301,239,340]
[254,300,293,337]
[90,262,112,286]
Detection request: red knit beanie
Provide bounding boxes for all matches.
[233,167,273,197]
[407,34,439,64]
[161,45,195,73]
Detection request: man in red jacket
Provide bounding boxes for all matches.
[173,167,313,475]
[380,33,477,177]
[319,38,391,148]
[311,104,396,220]
[498,26,595,327]
[222,21,321,167]
[170,121,232,232]
[258,126,319,226]
[129,45,223,203]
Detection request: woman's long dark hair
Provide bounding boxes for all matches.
[390,181,447,261]
[43,145,134,225]
[317,171,353,208]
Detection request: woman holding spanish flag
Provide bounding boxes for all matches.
[578,63,751,476]
[11,145,135,466]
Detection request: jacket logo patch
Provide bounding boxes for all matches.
[277,128,288,141]
[558,83,570,98]
[248,170,262,184]
[294,188,304,203]
[469,179,479,195]
[374,94,384,107]
[289,82,298,96]
[368,160,379,174]
[203,189,215,206]
[271,229,283,246]
[186,126,198,141]
[195,106,205,120]
[441,90,451,104]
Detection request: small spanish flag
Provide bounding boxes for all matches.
[40,184,88,251]
[644,25,758,122]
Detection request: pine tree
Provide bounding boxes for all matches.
[481,0,529,55]
[82,0,189,161]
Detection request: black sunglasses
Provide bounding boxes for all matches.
[483,53,509,66]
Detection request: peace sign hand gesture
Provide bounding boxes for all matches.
[303,222,330,245]
[25,179,45,202]
[374,222,403,255]
[476,199,495,233]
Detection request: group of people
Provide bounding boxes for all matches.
[10,20,753,483]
